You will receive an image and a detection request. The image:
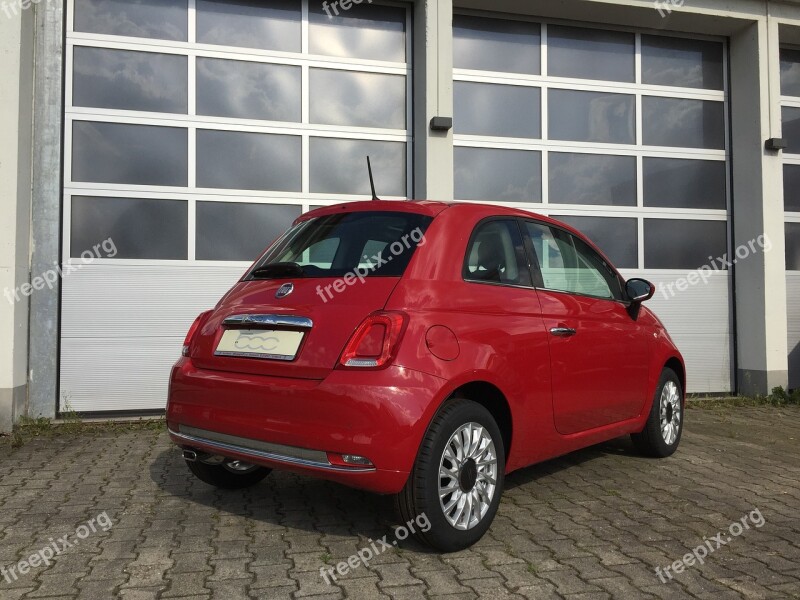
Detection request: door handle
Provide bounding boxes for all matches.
[550,327,577,338]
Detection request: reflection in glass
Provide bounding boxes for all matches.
[783,107,800,153]
[196,202,301,261]
[71,196,188,260]
[310,69,405,129]
[548,25,634,83]
[781,48,800,98]
[453,15,540,74]
[74,0,188,41]
[197,0,301,52]
[549,153,636,206]
[196,130,301,192]
[644,158,726,210]
[73,47,187,114]
[197,58,301,122]
[455,147,541,202]
[72,122,188,186]
[644,219,727,269]
[549,90,635,144]
[454,82,540,138]
[643,97,725,149]
[787,223,800,271]
[553,215,638,268]
[310,138,406,196]
[783,165,800,212]
[309,2,405,63]
[641,36,724,90]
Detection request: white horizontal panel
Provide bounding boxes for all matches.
[60,337,181,412]
[787,274,800,389]
[61,265,244,338]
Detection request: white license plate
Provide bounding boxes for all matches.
[215,329,304,361]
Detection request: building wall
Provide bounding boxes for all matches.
[0,8,34,432]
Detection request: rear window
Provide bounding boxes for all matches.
[249,211,433,279]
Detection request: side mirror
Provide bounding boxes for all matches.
[626,278,655,303]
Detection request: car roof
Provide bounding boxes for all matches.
[296,200,573,231]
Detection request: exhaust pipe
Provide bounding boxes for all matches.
[182,448,226,465]
[183,449,198,462]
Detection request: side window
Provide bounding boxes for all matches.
[464,219,532,286]
[525,222,622,300]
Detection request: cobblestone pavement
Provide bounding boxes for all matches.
[0,406,798,599]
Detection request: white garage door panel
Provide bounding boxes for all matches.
[788,273,800,389]
[621,270,732,393]
[60,266,244,412]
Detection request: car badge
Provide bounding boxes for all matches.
[276,283,294,299]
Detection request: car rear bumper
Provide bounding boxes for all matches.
[167,358,447,494]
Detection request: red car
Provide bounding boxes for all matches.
[168,201,685,552]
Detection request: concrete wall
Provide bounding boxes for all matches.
[0,7,34,432]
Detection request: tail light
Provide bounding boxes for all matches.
[338,311,408,370]
[182,310,213,357]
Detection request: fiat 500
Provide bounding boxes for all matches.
[167,201,685,552]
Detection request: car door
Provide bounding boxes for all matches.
[522,220,652,436]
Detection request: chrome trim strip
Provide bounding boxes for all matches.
[223,314,314,329]
[169,427,375,473]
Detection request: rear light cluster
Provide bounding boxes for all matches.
[182,310,213,357]
[338,311,408,370]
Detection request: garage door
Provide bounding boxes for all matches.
[453,15,732,393]
[60,0,412,412]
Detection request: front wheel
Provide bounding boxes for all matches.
[396,399,505,552]
[631,368,684,458]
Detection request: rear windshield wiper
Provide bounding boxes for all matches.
[249,262,305,280]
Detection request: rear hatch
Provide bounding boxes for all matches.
[189,210,433,380]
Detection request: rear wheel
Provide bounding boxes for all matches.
[396,398,505,552]
[186,459,271,489]
[631,368,683,458]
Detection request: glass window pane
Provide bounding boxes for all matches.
[454,82,540,138]
[196,130,300,192]
[196,58,300,122]
[464,220,532,286]
[644,158,726,210]
[641,35,724,90]
[196,0,301,53]
[310,138,406,196]
[783,107,800,153]
[549,153,636,207]
[455,147,541,202]
[196,202,301,261]
[548,90,635,145]
[310,69,405,129]
[551,216,638,269]
[73,47,187,114]
[309,3,406,63]
[72,122,187,187]
[644,219,727,269]
[453,15,540,75]
[74,0,188,41]
[547,25,634,83]
[71,196,187,260]
[643,97,725,149]
[784,165,800,212]
[787,223,800,271]
[780,48,800,97]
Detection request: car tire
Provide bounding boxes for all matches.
[186,459,271,489]
[396,398,505,552]
[631,368,684,458]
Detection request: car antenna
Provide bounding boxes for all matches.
[367,156,380,201]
